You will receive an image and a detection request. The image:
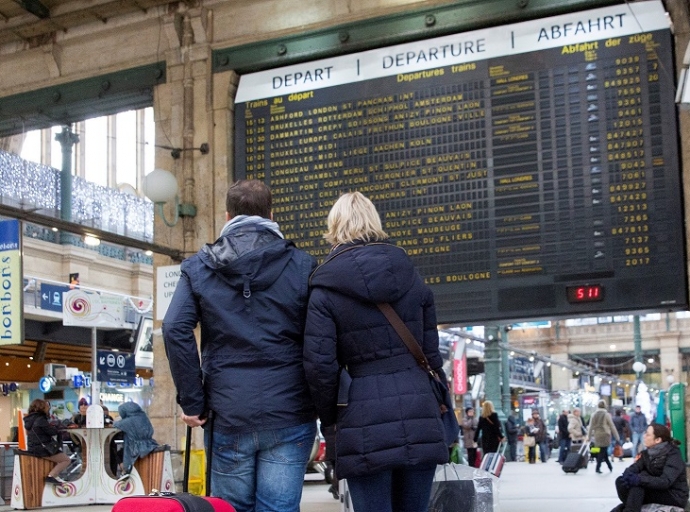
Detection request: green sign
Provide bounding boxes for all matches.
[668,383,686,462]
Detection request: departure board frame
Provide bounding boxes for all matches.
[234,0,688,325]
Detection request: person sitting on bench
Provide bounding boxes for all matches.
[24,399,71,485]
[611,423,689,512]
[113,402,159,481]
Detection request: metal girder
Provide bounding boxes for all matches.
[15,0,49,19]
[0,62,166,138]
[0,203,183,261]
[213,0,623,74]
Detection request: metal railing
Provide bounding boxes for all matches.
[0,150,154,264]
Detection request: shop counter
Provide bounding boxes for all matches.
[10,428,174,509]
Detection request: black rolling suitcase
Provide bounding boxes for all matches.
[562,441,589,474]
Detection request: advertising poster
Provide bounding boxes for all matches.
[0,219,22,345]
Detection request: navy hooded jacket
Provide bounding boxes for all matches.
[163,222,317,434]
[303,241,449,479]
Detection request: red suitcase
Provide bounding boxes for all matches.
[479,441,507,477]
[112,412,235,512]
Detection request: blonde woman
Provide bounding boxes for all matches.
[303,192,448,512]
[474,400,504,455]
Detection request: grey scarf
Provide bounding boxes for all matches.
[647,441,668,458]
[219,215,283,239]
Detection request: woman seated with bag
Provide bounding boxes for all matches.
[24,398,71,485]
[611,423,689,512]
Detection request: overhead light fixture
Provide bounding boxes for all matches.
[51,227,58,232]
[647,357,655,364]
[610,344,616,350]
[145,250,153,256]
[84,235,101,246]
[143,169,197,227]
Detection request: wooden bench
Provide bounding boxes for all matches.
[14,451,53,509]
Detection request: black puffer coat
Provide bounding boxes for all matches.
[163,223,317,434]
[623,441,689,506]
[24,412,60,457]
[304,241,449,479]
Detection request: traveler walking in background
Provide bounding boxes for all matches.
[505,411,519,462]
[612,409,630,461]
[530,409,549,463]
[588,400,620,473]
[474,400,504,455]
[303,192,449,512]
[557,409,571,464]
[463,407,479,467]
[568,408,586,444]
[629,405,648,458]
[611,424,688,512]
[24,399,71,485]
[523,418,538,463]
[163,180,318,512]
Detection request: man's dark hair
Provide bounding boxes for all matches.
[615,409,623,416]
[226,180,272,219]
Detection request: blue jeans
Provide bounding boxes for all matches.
[206,421,316,512]
[632,431,643,457]
[538,441,549,462]
[347,465,437,512]
[558,438,571,463]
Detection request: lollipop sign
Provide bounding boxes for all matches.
[62,290,125,328]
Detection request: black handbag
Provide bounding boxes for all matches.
[377,303,460,446]
[42,439,61,455]
[30,425,61,455]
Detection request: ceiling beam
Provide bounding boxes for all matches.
[15,0,50,19]
[0,203,183,260]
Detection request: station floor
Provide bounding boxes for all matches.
[0,455,633,512]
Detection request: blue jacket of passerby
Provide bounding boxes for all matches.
[304,241,449,479]
[114,402,158,471]
[630,411,648,434]
[163,220,317,434]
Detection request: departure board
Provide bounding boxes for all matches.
[234,1,688,324]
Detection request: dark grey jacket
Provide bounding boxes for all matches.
[623,441,689,507]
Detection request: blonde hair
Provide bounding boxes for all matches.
[324,192,388,245]
[481,400,495,418]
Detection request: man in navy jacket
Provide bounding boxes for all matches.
[163,180,317,512]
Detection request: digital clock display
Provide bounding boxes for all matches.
[567,285,604,303]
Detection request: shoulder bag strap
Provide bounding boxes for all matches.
[376,303,434,375]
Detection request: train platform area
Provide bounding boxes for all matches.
[0,455,634,512]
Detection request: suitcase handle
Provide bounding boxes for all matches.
[182,410,215,496]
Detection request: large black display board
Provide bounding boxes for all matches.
[234,2,687,324]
